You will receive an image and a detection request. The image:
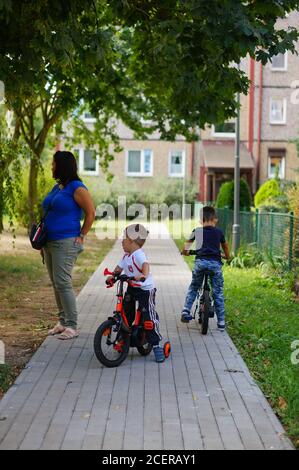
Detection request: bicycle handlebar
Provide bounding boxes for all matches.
[182,250,227,259]
[187,250,197,255]
[104,268,145,287]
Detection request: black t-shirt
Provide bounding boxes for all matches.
[188,226,226,263]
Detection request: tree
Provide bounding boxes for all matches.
[1,1,299,226]
[0,108,28,232]
[0,1,149,225]
[108,0,299,138]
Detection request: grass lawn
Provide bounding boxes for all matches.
[0,228,114,398]
[224,268,299,448]
[175,238,299,448]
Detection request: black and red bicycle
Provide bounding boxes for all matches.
[93,268,171,367]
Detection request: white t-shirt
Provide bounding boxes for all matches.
[117,248,155,291]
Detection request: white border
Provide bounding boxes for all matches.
[269,98,287,125]
[212,123,236,138]
[268,155,285,179]
[168,150,185,178]
[125,149,153,177]
[271,52,288,72]
[82,112,96,123]
[78,148,99,176]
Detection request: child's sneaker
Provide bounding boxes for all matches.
[181,311,193,323]
[153,345,165,363]
[217,322,225,332]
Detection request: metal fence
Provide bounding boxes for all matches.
[216,207,299,270]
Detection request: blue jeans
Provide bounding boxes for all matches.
[182,259,225,325]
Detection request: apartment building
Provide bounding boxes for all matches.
[199,10,299,201]
[71,118,195,192]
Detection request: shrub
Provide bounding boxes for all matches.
[215,181,233,209]
[287,184,299,262]
[216,178,251,210]
[230,247,265,268]
[85,176,198,217]
[254,179,289,212]
[288,184,299,218]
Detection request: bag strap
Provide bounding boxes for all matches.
[41,190,57,222]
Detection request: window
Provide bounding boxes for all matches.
[271,52,287,71]
[126,149,153,176]
[212,121,236,138]
[82,112,96,122]
[268,149,286,179]
[270,98,287,124]
[169,150,185,177]
[78,148,99,175]
[83,150,96,172]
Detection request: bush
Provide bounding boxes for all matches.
[215,181,233,209]
[230,247,265,268]
[287,184,299,262]
[254,178,290,212]
[216,178,251,211]
[85,176,198,217]
[288,184,299,218]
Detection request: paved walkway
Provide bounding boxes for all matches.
[0,227,293,450]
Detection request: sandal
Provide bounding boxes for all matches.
[48,323,66,336]
[57,328,79,340]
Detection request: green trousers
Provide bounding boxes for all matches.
[44,237,84,329]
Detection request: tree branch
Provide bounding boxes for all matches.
[34,112,61,156]
[13,117,21,142]
[19,118,33,149]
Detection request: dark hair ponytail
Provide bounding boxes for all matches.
[53,151,81,185]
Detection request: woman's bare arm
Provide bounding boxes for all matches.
[74,187,95,238]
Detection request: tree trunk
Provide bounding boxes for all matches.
[28,155,40,228]
[0,178,4,233]
[0,162,5,233]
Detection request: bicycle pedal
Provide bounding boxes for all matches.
[113,340,124,352]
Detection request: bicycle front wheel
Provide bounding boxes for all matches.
[94,319,130,367]
[200,291,210,335]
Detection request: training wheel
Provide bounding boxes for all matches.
[164,341,171,359]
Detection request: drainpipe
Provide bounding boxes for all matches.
[248,58,255,154]
[256,62,263,187]
[199,165,205,202]
[191,140,195,182]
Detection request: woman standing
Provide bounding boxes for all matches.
[42,151,95,340]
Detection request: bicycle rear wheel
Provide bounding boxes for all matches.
[94,319,130,367]
[137,342,153,356]
[200,290,210,335]
[191,292,200,321]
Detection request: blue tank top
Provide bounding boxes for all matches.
[42,180,87,241]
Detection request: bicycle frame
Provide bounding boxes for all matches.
[95,268,171,365]
[114,279,142,331]
[104,268,143,332]
[192,270,214,320]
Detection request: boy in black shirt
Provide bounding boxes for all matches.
[181,206,230,331]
